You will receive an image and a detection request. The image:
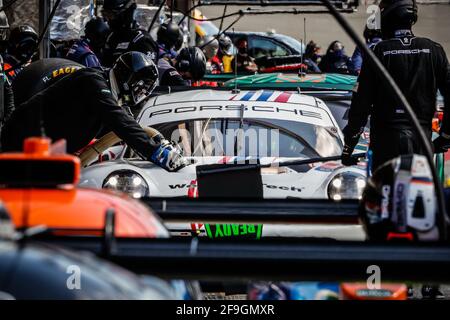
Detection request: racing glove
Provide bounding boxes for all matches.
[433,134,450,153]
[341,144,358,166]
[341,127,362,166]
[150,139,188,172]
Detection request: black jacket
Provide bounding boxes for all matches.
[1,58,157,158]
[345,33,450,135]
[103,28,157,67]
[343,32,450,166]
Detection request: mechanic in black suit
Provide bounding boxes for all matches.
[341,0,450,171]
[1,52,186,172]
[101,0,159,67]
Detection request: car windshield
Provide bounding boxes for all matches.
[273,34,305,54]
[153,118,342,158]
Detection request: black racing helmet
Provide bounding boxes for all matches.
[359,154,441,242]
[112,51,159,105]
[157,21,182,50]
[379,0,418,36]
[8,25,38,62]
[0,11,9,42]
[175,47,207,81]
[84,17,111,49]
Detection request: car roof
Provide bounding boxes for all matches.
[140,89,339,129]
[150,89,320,108]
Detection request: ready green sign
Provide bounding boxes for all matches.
[204,224,263,240]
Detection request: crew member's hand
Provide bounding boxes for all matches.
[150,139,188,172]
[433,135,450,153]
[341,144,358,166]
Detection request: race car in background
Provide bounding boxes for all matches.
[80,89,367,201]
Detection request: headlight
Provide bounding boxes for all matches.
[328,172,366,201]
[102,170,149,198]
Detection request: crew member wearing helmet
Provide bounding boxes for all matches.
[234,37,258,73]
[157,21,182,61]
[199,36,223,74]
[66,17,110,69]
[341,0,450,171]
[1,52,186,172]
[3,24,38,81]
[218,35,234,73]
[102,0,159,67]
[158,47,206,86]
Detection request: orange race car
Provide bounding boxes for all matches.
[0,137,169,238]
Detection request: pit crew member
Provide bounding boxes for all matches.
[158,47,206,86]
[341,0,450,171]
[3,25,38,81]
[101,0,159,67]
[1,52,186,172]
[157,21,182,61]
[66,17,110,68]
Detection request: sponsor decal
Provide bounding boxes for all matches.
[383,48,430,56]
[43,66,82,83]
[204,224,263,240]
[169,182,303,192]
[356,289,393,298]
[381,185,391,219]
[147,104,322,120]
[263,183,303,192]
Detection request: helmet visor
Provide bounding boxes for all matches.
[130,78,157,105]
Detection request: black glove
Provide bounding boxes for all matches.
[341,144,358,166]
[341,127,362,166]
[433,135,450,153]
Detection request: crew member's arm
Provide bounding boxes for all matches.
[341,53,375,165]
[160,68,189,86]
[83,53,103,69]
[88,74,186,171]
[432,44,450,153]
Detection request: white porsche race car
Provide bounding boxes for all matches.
[79,89,367,201]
